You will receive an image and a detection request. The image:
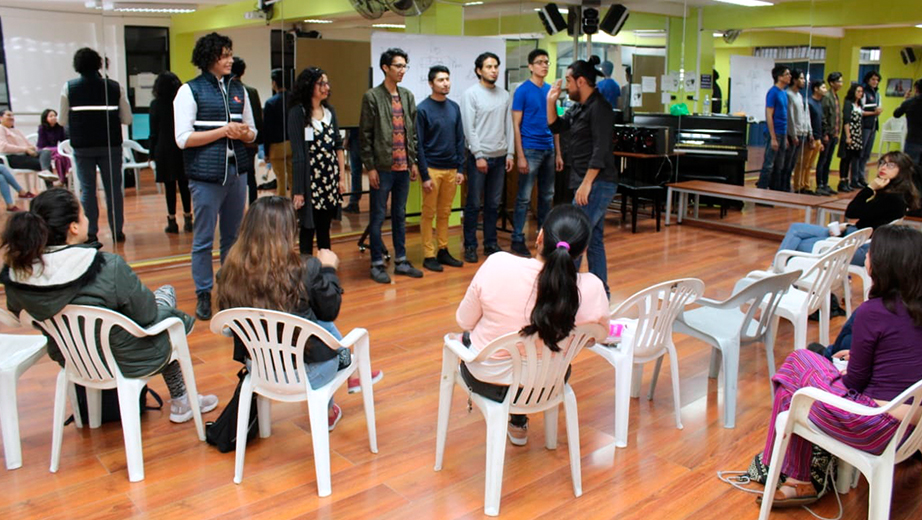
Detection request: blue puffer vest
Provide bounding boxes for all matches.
[66,74,123,149]
[182,73,253,184]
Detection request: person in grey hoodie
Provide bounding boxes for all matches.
[461,52,515,264]
[1,189,218,423]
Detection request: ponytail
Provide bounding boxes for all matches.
[1,188,81,277]
[520,205,592,351]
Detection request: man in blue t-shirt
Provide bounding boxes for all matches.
[597,60,621,109]
[756,64,792,191]
[510,48,563,256]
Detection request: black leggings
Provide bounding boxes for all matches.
[299,206,337,255]
[163,179,191,216]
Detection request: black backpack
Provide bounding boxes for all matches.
[64,384,163,426]
[205,368,259,453]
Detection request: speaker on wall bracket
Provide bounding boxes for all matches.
[901,47,917,65]
[600,4,629,36]
[537,3,567,35]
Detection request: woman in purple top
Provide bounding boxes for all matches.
[757,224,922,508]
[35,108,70,185]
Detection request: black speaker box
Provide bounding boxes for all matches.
[537,3,567,35]
[600,4,630,36]
[902,47,917,65]
[567,7,582,37]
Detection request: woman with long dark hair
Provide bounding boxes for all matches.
[755,224,922,508]
[215,196,381,429]
[838,83,865,192]
[288,67,346,255]
[456,204,610,446]
[150,71,192,234]
[36,108,70,185]
[1,188,218,422]
[776,150,919,266]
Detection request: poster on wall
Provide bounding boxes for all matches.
[661,72,679,93]
[684,70,698,92]
[886,78,912,97]
[630,85,643,107]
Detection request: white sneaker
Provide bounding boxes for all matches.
[507,422,528,446]
[170,394,219,423]
[37,170,58,181]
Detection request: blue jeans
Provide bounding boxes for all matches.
[74,146,124,236]
[188,165,247,294]
[306,320,343,397]
[463,155,506,250]
[815,136,838,187]
[369,169,409,265]
[757,136,788,191]
[574,180,617,296]
[348,128,363,206]
[777,222,868,266]
[0,165,23,205]
[858,127,877,182]
[512,149,556,243]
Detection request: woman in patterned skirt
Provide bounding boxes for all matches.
[288,67,346,255]
[758,224,922,508]
[838,83,865,192]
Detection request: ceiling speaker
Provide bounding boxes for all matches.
[537,3,567,35]
[902,47,917,65]
[600,4,629,36]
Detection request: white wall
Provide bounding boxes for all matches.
[0,6,169,130]
[196,25,272,107]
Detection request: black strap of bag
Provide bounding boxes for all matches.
[205,367,259,453]
[64,385,163,426]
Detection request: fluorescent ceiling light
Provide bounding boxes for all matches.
[917,24,922,28]
[533,7,568,14]
[372,23,406,29]
[713,32,724,37]
[88,1,196,13]
[713,0,773,7]
[463,1,484,6]
[303,19,333,24]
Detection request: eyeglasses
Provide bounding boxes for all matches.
[878,160,898,169]
[317,81,330,87]
[390,64,409,70]
[532,59,550,66]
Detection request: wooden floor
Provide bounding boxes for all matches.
[2,183,921,520]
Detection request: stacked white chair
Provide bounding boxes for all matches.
[210,308,378,497]
[434,324,606,516]
[809,227,875,316]
[22,305,206,482]
[122,139,152,195]
[589,278,704,448]
[674,270,801,428]
[877,116,906,155]
[758,378,922,520]
[0,308,48,470]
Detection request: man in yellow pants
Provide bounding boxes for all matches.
[417,65,465,271]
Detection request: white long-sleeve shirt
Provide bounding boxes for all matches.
[172,77,256,150]
[461,82,515,160]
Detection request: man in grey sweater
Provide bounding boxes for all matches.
[461,52,514,263]
[785,69,813,194]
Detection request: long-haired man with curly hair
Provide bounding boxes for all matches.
[173,32,258,320]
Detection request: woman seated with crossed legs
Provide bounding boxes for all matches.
[456,204,610,446]
[757,224,922,508]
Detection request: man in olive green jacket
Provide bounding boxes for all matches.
[359,47,423,284]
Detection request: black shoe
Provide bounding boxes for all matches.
[437,248,463,268]
[510,241,531,257]
[183,214,193,232]
[806,342,827,355]
[483,244,503,257]
[394,260,423,278]
[799,188,816,196]
[115,232,126,243]
[370,265,391,284]
[196,292,212,321]
[165,217,179,234]
[825,185,837,195]
[85,234,99,245]
[850,181,865,190]
[856,178,869,188]
[343,203,360,214]
[464,246,478,264]
[422,257,443,272]
[837,183,852,193]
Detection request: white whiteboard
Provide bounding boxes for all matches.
[370,32,506,107]
[729,55,776,122]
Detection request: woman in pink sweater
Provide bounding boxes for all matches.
[456,204,610,446]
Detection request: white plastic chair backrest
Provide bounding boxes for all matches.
[0,308,21,327]
[725,270,802,343]
[612,278,704,358]
[470,323,606,410]
[881,116,906,133]
[26,133,37,145]
[19,305,153,385]
[210,308,342,399]
[814,227,872,256]
[57,139,74,160]
[799,244,857,313]
[890,378,922,463]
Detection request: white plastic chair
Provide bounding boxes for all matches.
[434,324,606,516]
[21,305,206,482]
[0,333,48,470]
[674,270,800,428]
[758,378,922,520]
[589,278,704,448]
[55,139,78,192]
[122,140,152,196]
[877,116,907,155]
[736,243,857,351]
[808,227,874,317]
[210,308,378,497]
[1,132,41,194]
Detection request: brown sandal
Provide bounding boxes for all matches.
[756,481,819,508]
